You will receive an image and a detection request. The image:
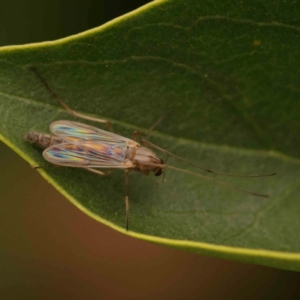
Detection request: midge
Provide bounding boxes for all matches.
[26,67,277,230]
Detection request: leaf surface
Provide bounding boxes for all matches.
[1,0,300,270]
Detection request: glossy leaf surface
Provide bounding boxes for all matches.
[1,0,300,270]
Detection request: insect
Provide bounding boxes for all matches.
[25,67,277,230]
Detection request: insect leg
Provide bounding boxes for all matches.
[125,169,129,231]
[33,165,61,170]
[84,168,112,176]
[132,115,163,141]
[35,165,111,176]
[132,130,146,141]
[30,66,113,131]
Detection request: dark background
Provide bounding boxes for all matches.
[1,1,300,299]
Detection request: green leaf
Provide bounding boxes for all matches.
[1,0,300,271]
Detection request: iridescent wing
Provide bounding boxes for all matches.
[43,140,129,168]
[50,120,137,146]
[44,120,137,169]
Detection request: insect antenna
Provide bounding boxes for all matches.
[141,139,277,178]
[146,163,270,198]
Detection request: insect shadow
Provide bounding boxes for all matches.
[25,67,277,231]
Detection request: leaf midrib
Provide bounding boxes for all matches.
[1,89,300,166]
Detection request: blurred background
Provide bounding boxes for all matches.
[1,1,300,299]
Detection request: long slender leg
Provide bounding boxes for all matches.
[30,66,113,131]
[125,169,129,231]
[34,165,111,177]
[84,168,111,176]
[162,156,169,183]
[34,165,60,170]
[132,130,146,141]
[132,115,163,141]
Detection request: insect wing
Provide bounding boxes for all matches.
[50,120,134,146]
[43,141,128,168]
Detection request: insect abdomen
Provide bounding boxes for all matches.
[25,132,63,149]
